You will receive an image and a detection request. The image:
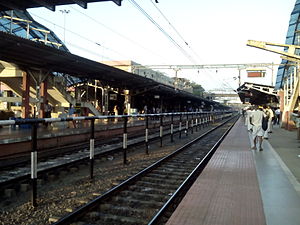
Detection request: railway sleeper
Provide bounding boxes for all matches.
[118,190,169,202]
[134,180,181,190]
[81,211,147,225]
[140,176,182,186]
[103,197,164,211]
[145,169,177,176]
[143,172,188,181]
[156,162,193,168]
[129,185,177,195]
[164,160,199,167]
[98,204,151,218]
[152,166,195,174]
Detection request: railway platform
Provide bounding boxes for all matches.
[0,119,126,144]
[166,118,300,225]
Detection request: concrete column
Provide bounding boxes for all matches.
[22,72,30,118]
[104,88,109,115]
[286,111,295,131]
[278,89,284,129]
[278,90,284,113]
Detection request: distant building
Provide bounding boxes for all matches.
[101,60,193,93]
[204,89,241,106]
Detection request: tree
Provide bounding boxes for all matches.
[191,82,205,97]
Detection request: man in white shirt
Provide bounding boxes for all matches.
[263,106,274,139]
[245,106,253,132]
[274,108,281,125]
[249,105,266,151]
[266,106,274,133]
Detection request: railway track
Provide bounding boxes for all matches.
[0,119,160,169]
[0,115,211,196]
[52,116,237,225]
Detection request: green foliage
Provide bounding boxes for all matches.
[191,82,205,97]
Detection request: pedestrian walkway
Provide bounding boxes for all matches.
[166,118,300,225]
[255,125,300,225]
[266,125,300,194]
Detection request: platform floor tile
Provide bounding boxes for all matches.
[166,119,266,225]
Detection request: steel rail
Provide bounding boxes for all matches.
[148,116,238,224]
[52,115,237,225]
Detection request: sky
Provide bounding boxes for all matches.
[28,0,296,91]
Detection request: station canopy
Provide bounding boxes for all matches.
[0,0,122,11]
[0,31,223,108]
[237,82,278,105]
[0,31,156,89]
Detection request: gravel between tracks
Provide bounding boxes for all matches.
[0,126,212,225]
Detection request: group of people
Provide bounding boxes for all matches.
[43,101,79,128]
[244,105,280,151]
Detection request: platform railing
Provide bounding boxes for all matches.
[0,111,235,207]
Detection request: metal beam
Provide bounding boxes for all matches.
[247,40,300,62]
[31,0,56,11]
[111,0,122,6]
[72,0,87,9]
[0,96,37,103]
[132,62,292,71]
[0,1,20,10]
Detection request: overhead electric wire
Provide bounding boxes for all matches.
[29,11,130,60]
[128,0,226,89]
[66,41,114,61]
[69,6,168,63]
[149,0,202,62]
[128,0,198,64]
[30,5,230,90]
[150,0,188,46]
[147,1,233,88]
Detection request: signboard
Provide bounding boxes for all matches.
[109,93,117,100]
[247,70,266,77]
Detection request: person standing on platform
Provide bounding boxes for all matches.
[113,105,118,116]
[44,100,52,127]
[274,107,281,125]
[249,105,266,151]
[143,105,148,114]
[266,106,274,133]
[263,106,270,140]
[113,105,119,122]
[68,103,76,128]
[44,100,52,118]
[245,106,253,132]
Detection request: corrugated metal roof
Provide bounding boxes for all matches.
[0,0,122,11]
[275,1,300,89]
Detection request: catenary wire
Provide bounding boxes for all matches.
[149,0,202,63]
[128,0,198,64]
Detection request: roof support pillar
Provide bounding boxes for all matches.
[104,88,109,115]
[40,80,48,118]
[21,71,30,118]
